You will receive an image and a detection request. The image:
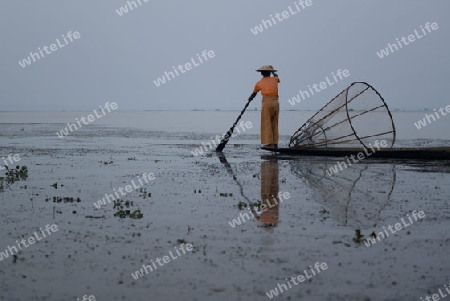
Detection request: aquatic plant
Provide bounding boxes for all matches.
[0,165,28,192]
[49,196,81,203]
[113,199,134,209]
[219,192,233,197]
[237,201,247,210]
[139,187,151,199]
[100,160,113,165]
[352,229,367,244]
[114,209,143,219]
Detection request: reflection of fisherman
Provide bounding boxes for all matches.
[254,159,280,226]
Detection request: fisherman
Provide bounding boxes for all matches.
[248,65,280,149]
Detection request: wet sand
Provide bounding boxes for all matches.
[0,111,449,301]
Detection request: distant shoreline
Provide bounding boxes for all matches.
[0,109,433,113]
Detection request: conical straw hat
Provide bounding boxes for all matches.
[256,65,277,72]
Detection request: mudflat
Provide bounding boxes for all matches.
[0,111,449,301]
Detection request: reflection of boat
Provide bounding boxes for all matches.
[289,157,396,228]
[263,146,450,160]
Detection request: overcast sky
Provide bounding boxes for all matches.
[0,1,448,111]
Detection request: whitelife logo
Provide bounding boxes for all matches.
[190,121,253,157]
[77,295,96,301]
[18,31,81,68]
[153,50,215,87]
[287,69,350,106]
[115,0,149,16]
[0,224,59,262]
[93,172,155,209]
[420,283,450,301]
[0,153,21,171]
[376,22,439,59]
[326,140,388,176]
[266,262,328,299]
[364,211,425,247]
[250,0,313,35]
[56,102,118,139]
[228,192,291,228]
[131,243,193,280]
[414,105,450,129]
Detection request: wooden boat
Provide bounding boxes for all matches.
[261,146,450,160]
[261,82,450,160]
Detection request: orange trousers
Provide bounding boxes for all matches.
[261,96,279,145]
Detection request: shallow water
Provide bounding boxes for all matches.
[0,111,449,301]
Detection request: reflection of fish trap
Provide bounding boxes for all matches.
[289,82,396,149]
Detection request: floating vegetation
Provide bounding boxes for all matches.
[139,187,151,199]
[100,160,113,165]
[1,165,28,182]
[236,200,262,210]
[128,157,137,161]
[113,199,144,219]
[237,201,247,210]
[114,209,143,219]
[320,208,329,214]
[219,192,233,197]
[352,229,367,244]
[194,189,202,193]
[0,165,28,192]
[332,240,352,247]
[47,196,81,203]
[113,199,134,209]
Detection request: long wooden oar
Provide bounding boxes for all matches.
[216,100,251,152]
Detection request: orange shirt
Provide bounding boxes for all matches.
[253,76,280,97]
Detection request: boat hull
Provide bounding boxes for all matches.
[261,147,450,160]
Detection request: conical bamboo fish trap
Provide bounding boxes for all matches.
[289,82,396,149]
